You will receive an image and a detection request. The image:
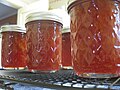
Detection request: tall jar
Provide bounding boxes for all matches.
[68,0,120,78]
[25,11,63,73]
[1,25,27,69]
[62,27,72,69]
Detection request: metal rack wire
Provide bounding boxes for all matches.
[0,69,119,90]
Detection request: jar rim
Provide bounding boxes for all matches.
[1,25,26,33]
[25,11,63,25]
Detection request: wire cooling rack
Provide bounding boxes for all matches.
[0,69,119,90]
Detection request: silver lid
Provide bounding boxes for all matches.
[25,11,63,24]
[62,27,70,34]
[1,25,26,33]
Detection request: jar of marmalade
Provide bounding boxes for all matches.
[68,0,120,78]
[1,25,27,69]
[25,11,63,73]
[62,27,72,69]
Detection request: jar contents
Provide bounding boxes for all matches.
[68,0,120,78]
[1,26,27,69]
[26,20,62,72]
[62,32,72,69]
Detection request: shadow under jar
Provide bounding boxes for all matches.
[68,0,120,78]
[25,11,63,73]
[62,27,72,69]
[1,25,27,69]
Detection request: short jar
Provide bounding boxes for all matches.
[1,25,27,69]
[62,27,72,69]
[25,11,63,73]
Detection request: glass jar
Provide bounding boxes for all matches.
[68,0,120,78]
[1,25,27,69]
[25,11,63,73]
[62,27,72,69]
[0,35,2,68]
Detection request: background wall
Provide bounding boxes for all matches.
[0,14,17,26]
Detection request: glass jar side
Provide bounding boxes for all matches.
[1,31,27,69]
[26,20,63,73]
[68,0,120,78]
[62,32,72,69]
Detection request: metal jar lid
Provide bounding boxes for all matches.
[1,25,26,33]
[62,27,70,34]
[25,11,63,24]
